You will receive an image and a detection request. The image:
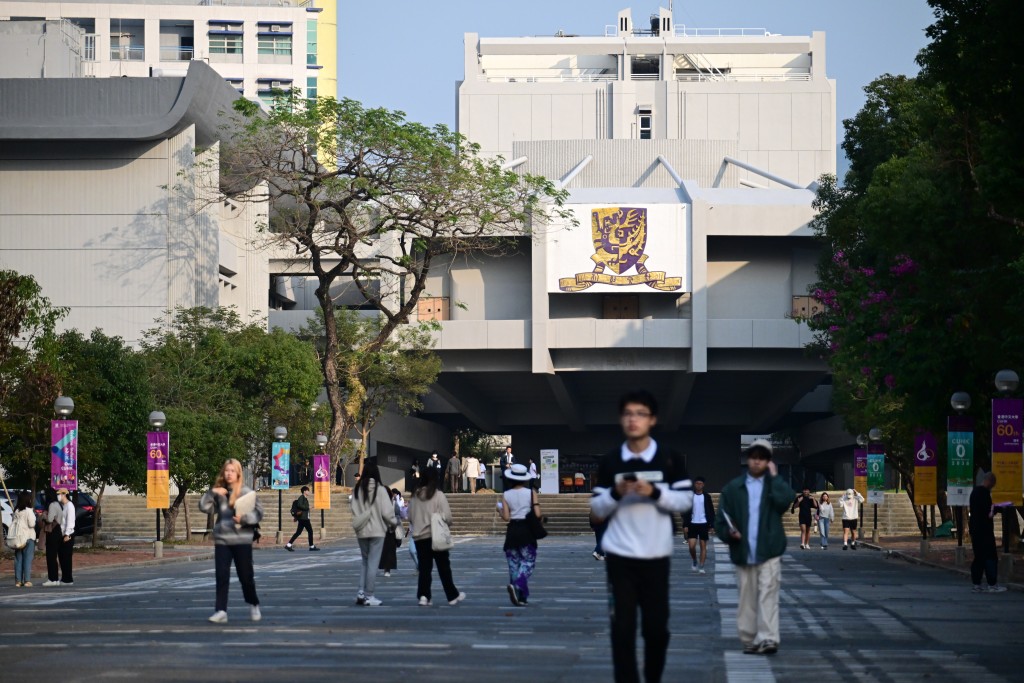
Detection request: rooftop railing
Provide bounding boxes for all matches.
[479,73,617,83]
[676,71,811,83]
[603,25,773,38]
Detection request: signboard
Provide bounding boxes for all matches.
[146,431,170,509]
[947,415,974,506]
[540,449,559,495]
[271,442,290,490]
[992,397,1023,504]
[312,454,331,509]
[50,419,78,491]
[853,448,867,500]
[867,449,885,505]
[913,431,937,506]
[547,204,690,293]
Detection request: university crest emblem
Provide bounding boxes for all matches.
[558,207,683,292]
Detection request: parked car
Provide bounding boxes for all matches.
[33,490,99,538]
[1,495,11,542]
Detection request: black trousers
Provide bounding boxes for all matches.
[971,532,998,586]
[46,530,62,581]
[214,544,259,612]
[57,534,75,583]
[414,538,459,602]
[605,554,671,683]
[288,519,314,546]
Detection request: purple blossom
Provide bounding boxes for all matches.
[861,366,872,376]
[868,332,889,343]
[829,342,840,351]
[828,325,841,333]
[858,267,876,277]
[890,254,917,277]
[832,250,846,264]
[884,374,896,389]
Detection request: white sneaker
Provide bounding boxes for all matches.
[418,596,432,607]
[691,562,698,572]
[448,592,466,605]
[987,585,1008,593]
[250,605,262,621]
[698,567,706,575]
[208,610,228,624]
[383,571,391,577]
[363,596,383,606]
[42,580,60,587]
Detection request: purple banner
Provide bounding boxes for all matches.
[913,431,938,467]
[50,419,78,491]
[992,398,1023,453]
[147,432,169,470]
[854,448,867,477]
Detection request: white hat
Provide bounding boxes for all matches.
[746,439,774,459]
[505,463,532,481]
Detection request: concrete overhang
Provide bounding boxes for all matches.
[0,61,244,148]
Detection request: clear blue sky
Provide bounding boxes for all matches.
[339,1,936,173]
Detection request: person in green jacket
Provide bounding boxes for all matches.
[714,439,794,656]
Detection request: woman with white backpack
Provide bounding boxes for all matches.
[9,491,38,587]
[350,458,397,606]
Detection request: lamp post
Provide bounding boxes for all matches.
[992,370,1021,581]
[316,432,328,538]
[854,434,868,541]
[949,392,972,566]
[273,425,288,544]
[148,411,167,558]
[51,396,77,494]
[867,427,884,543]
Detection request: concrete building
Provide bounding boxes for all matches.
[0,60,269,344]
[0,0,337,105]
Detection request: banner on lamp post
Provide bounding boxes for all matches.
[947,415,974,506]
[913,431,937,506]
[313,454,331,509]
[991,398,1023,505]
[271,442,290,490]
[854,448,867,500]
[50,419,78,491]
[867,448,885,505]
[146,432,170,509]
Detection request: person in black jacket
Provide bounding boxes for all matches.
[969,472,1006,593]
[285,486,319,552]
[683,477,715,574]
[590,390,693,683]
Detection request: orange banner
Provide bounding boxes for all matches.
[914,466,937,506]
[992,452,1023,505]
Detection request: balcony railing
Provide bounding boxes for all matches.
[479,73,616,83]
[676,71,810,83]
[110,45,145,61]
[160,46,195,61]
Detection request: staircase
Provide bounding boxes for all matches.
[94,489,928,542]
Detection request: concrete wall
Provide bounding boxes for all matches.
[0,20,83,77]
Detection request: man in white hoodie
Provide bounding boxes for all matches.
[839,488,865,549]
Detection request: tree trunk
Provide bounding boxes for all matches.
[184,497,192,543]
[316,283,350,480]
[358,424,370,474]
[91,482,105,548]
[162,486,188,541]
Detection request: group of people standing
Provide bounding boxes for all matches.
[7,487,76,588]
[791,486,865,550]
[414,451,489,494]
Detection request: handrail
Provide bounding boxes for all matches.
[110,45,145,61]
[675,26,771,38]
[479,73,616,83]
[677,71,810,83]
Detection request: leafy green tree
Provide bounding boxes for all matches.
[217,95,571,468]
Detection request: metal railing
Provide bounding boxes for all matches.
[630,73,659,81]
[159,46,195,61]
[675,26,771,38]
[200,0,316,6]
[676,71,811,83]
[110,45,145,61]
[479,73,616,83]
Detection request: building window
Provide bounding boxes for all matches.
[306,76,318,100]
[306,19,318,65]
[603,295,639,319]
[638,107,653,140]
[209,34,243,54]
[258,34,292,56]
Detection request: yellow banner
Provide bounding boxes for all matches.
[314,482,331,510]
[854,475,867,500]
[558,270,683,292]
[147,470,169,509]
[914,467,937,506]
[991,452,1023,504]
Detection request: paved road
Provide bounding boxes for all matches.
[1,536,1021,682]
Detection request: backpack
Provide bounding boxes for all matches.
[290,498,300,519]
[5,511,27,550]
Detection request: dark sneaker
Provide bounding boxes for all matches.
[507,584,520,606]
[756,640,778,655]
[309,546,320,551]
[285,544,295,552]
[742,642,760,655]
[355,594,367,606]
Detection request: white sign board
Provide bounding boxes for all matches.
[540,449,559,495]
[547,204,690,293]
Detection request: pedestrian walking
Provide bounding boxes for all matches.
[816,492,834,549]
[285,486,319,552]
[11,491,38,587]
[350,458,397,605]
[198,458,264,623]
[41,488,63,586]
[683,476,715,574]
[446,452,462,493]
[590,390,694,683]
[463,454,480,494]
[839,488,864,549]
[969,472,1007,593]
[408,475,466,607]
[497,463,542,606]
[791,486,819,549]
[527,458,539,491]
[55,488,75,586]
[715,439,794,656]
[379,488,405,577]
[499,446,515,490]
[477,460,487,491]
[426,452,443,490]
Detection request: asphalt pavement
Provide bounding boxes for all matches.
[0,536,1021,682]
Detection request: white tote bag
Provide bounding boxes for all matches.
[430,512,454,552]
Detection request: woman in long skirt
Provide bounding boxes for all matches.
[497,463,541,606]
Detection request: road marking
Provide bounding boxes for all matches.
[724,651,775,682]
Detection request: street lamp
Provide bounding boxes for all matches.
[991,370,1021,562]
[867,426,884,543]
[315,432,328,536]
[273,426,288,543]
[856,434,868,448]
[51,396,77,493]
[949,391,973,564]
[149,411,167,558]
[951,392,971,414]
[994,369,1019,394]
[54,395,75,417]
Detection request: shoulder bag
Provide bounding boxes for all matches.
[525,491,548,540]
[5,512,25,550]
[430,512,454,551]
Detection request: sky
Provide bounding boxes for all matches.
[339,1,937,175]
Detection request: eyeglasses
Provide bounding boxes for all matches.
[621,411,653,420]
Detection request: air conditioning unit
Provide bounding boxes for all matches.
[269,25,280,32]
[271,80,283,88]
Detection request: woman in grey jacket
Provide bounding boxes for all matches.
[199,458,264,624]
[350,458,397,606]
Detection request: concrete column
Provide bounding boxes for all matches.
[688,196,708,373]
[531,209,553,374]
